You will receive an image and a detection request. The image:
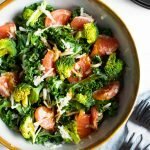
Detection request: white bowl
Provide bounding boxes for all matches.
[0,0,140,149]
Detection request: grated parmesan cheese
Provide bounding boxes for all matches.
[60,50,74,57]
[33,68,54,86]
[33,127,42,143]
[41,36,51,48]
[43,88,47,100]
[58,126,72,140]
[26,0,47,26]
[98,113,103,121]
[91,63,102,68]
[26,8,41,26]
[42,88,51,108]
[43,100,51,108]
[26,34,30,46]
[80,7,94,22]
[34,25,61,36]
[34,27,50,36]
[38,4,56,23]
[39,65,45,71]
[103,103,111,109]
[34,25,63,36]
[80,7,84,16]
[61,39,72,50]
[10,94,20,109]
[19,27,27,32]
[57,92,72,115]
[60,39,74,56]
[75,53,86,59]
[0,58,2,66]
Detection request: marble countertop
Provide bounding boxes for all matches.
[102,0,150,94]
[0,0,150,149]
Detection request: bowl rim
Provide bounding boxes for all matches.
[0,0,140,149]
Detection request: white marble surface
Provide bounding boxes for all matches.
[0,0,150,149]
[101,0,150,94]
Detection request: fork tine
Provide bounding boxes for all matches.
[135,101,149,120]
[132,134,143,150]
[126,132,135,145]
[119,125,130,150]
[134,100,145,117]
[137,102,150,121]
[120,95,150,150]
[143,116,150,128]
[143,144,150,150]
[134,100,147,119]
[139,103,150,127]
[120,131,135,150]
[142,105,150,124]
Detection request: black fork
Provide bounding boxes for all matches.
[119,124,150,150]
[131,98,150,129]
[120,95,150,150]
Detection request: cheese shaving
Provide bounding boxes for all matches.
[43,100,51,108]
[33,127,42,143]
[26,8,41,26]
[26,0,47,26]
[57,92,72,115]
[39,6,55,23]
[80,7,84,16]
[33,68,54,86]
[61,39,72,50]
[103,103,111,109]
[58,126,72,140]
[34,26,51,36]
[19,27,27,32]
[43,88,47,100]
[0,58,2,66]
[80,7,94,22]
[75,53,86,59]
[41,36,51,48]
[39,65,45,71]
[91,63,102,68]
[10,94,21,109]
[60,39,74,56]
[60,49,74,57]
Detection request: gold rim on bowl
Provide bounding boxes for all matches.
[0,0,140,149]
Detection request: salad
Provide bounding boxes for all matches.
[0,1,124,145]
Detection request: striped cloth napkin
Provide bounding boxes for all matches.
[99,91,150,150]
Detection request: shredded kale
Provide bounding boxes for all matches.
[0,2,124,145]
[0,100,21,131]
[36,131,63,144]
[71,7,81,19]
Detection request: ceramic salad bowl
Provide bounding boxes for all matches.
[0,0,140,149]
